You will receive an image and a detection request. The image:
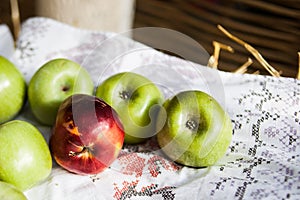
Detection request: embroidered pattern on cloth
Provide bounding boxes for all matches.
[6,17,299,200]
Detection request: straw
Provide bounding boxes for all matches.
[10,0,21,41]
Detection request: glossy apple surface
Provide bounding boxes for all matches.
[0,56,26,124]
[95,72,164,144]
[0,120,52,191]
[50,94,125,175]
[28,58,94,126]
[156,90,232,167]
[0,181,27,200]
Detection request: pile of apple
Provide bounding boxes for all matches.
[0,55,232,197]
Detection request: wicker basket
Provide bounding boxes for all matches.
[133,0,300,78]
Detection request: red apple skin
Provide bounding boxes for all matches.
[50,94,124,175]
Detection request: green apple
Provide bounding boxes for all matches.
[0,181,27,200]
[96,72,164,144]
[156,90,232,167]
[0,120,52,191]
[28,58,94,126]
[0,56,26,124]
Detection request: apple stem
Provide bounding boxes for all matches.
[119,91,130,100]
[69,146,89,157]
[62,85,70,92]
[186,119,198,131]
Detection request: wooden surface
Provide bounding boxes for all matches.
[1,0,299,78]
[132,0,300,78]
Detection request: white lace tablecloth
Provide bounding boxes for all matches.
[1,17,299,200]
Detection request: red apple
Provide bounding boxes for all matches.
[50,94,124,175]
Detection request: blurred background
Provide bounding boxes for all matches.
[1,0,299,77]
